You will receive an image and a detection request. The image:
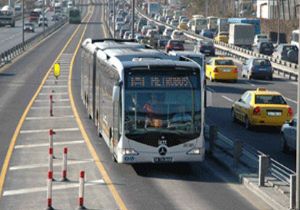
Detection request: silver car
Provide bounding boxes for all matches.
[281,115,297,153]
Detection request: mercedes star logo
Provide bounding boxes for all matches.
[158,147,167,156]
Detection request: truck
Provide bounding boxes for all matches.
[147,2,160,18]
[227,18,260,34]
[0,5,15,27]
[228,23,255,49]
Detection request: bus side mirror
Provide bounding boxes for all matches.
[112,85,120,102]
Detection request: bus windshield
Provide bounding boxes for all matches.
[124,69,201,146]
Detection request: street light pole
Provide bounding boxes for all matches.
[205,0,208,17]
[131,0,135,39]
[43,0,45,36]
[22,0,24,50]
[276,0,280,45]
[113,0,115,38]
[296,9,300,210]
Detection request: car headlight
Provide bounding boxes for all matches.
[121,148,139,155]
[186,148,202,155]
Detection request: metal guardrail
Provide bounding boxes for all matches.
[0,18,67,67]
[205,124,296,209]
[136,9,299,80]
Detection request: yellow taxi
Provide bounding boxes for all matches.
[231,88,293,129]
[214,32,229,43]
[177,22,188,31]
[206,57,238,82]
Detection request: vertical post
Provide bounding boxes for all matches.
[296,9,300,210]
[208,125,217,155]
[50,95,53,116]
[22,0,25,50]
[43,0,45,36]
[205,0,208,17]
[258,155,270,187]
[78,171,85,209]
[291,174,296,210]
[61,147,68,181]
[113,0,116,38]
[131,0,135,39]
[277,0,280,45]
[46,171,54,210]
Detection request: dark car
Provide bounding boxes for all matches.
[194,40,215,56]
[256,41,274,56]
[273,44,298,64]
[200,29,214,39]
[242,58,273,80]
[165,40,184,53]
[158,35,171,48]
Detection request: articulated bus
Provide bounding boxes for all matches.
[81,39,205,163]
[69,7,81,24]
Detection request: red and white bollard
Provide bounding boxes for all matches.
[78,171,86,209]
[61,147,68,181]
[46,171,54,210]
[49,95,53,117]
[49,129,56,163]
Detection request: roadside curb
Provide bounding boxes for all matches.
[209,151,289,210]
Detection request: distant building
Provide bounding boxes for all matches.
[257,0,300,20]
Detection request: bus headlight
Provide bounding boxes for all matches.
[186,148,202,155]
[122,148,139,155]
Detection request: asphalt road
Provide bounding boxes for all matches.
[0,11,80,174]
[0,10,57,54]
[0,2,275,209]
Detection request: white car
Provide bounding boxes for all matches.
[254,34,269,46]
[38,17,48,27]
[171,30,185,41]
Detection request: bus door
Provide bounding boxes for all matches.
[112,83,121,156]
[92,51,97,122]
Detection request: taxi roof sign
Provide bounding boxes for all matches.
[256,87,267,92]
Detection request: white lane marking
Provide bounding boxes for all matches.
[3,179,104,196]
[43,85,68,88]
[31,106,71,109]
[245,81,256,87]
[35,99,70,102]
[222,95,234,102]
[20,128,80,134]
[26,115,74,120]
[39,92,68,95]
[285,97,297,104]
[46,80,68,82]
[15,140,84,149]
[206,87,216,93]
[9,159,93,170]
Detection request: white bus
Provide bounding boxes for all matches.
[190,15,208,34]
[291,30,299,48]
[207,16,218,31]
[81,39,205,163]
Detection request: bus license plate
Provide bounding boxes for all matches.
[153,157,173,163]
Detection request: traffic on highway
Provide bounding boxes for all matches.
[0,0,299,209]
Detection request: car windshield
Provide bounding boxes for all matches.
[261,42,273,48]
[284,46,298,52]
[255,95,287,104]
[170,41,183,46]
[124,69,201,142]
[258,35,267,39]
[253,59,271,66]
[215,59,234,65]
[201,41,213,46]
